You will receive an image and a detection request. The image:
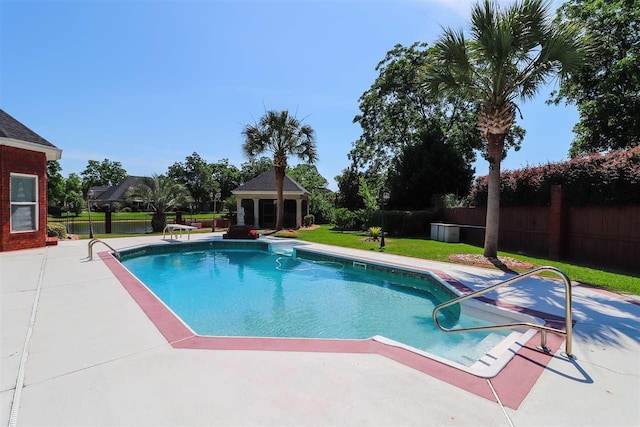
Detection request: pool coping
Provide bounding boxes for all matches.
[99,246,569,410]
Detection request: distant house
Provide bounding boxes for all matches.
[89,176,145,210]
[0,109,62,251]
[232,171,310,229]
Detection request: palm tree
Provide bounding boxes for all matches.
[126,175,190,232]
[426,0,585,258]
[242,110,318,230]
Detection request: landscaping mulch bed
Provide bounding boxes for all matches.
[449,254,535,270]
[273,229,299,238]
[300,225,321,231]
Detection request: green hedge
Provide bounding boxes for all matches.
[469,147,640,206]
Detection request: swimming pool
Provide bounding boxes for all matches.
[119,240,540,373]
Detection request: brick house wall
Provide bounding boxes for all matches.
[0,145,48,251]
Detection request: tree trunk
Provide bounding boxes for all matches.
[483,133,506,258]
[274,165,286,230]
[151,211,167,232]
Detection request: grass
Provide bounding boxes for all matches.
[296,225,640,296]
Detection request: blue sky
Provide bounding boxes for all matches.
[2,0,574,190]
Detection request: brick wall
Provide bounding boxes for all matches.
[0,145,48,251]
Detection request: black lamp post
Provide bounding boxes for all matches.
[380,191,390,249]
[87,189,95,239]
[211,191,221,231]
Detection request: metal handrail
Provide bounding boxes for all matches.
[432,266,574,358]
[88,239,121,260]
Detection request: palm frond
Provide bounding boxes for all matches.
[125,174,190,213]
[242,110,318,168]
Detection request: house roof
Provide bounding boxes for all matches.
[0,109,62,160]
[91,176,144,202]
[88,186,110,199]
[233,170,309,194]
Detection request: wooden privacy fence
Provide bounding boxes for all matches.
[443,206,550,256]
[441,188,640,273]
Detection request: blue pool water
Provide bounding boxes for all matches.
[121,246,508,366]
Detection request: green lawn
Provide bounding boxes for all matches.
[296,225,640,296]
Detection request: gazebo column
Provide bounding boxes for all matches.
[296,199,302,228]
[236,197,244,225]
[253,198,260,228]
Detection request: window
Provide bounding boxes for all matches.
[10,174,38,232]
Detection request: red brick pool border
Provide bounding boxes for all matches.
[100,250,567,410]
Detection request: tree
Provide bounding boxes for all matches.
[240,156,273,183]
[210,159,242,202]
[351,42,525,177]
[287,164,333,222]
[81,159,128,193]
[63,172,84,215]
[308,189,335,224]
[125,175,190,232]
[355,176,380,228]
[65,173,82,194]
[387,127,474,209]
[47,160,65,206]
[427,0,585,257]
[242,110,318,230]
[65,191,84,216]
[335,165,365,211]
[551,0,640,156]
[167,152,216,211]
[287,164,328,189]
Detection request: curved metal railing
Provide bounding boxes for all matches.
[432,266,574,358]
[88,238,121,260]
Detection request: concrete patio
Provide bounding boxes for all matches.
[2,234,639,426]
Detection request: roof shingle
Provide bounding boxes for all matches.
[233,170,309,193]
[0,109,58,149]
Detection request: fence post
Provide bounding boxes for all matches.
[105,210,112,234]
[548,185,567,260]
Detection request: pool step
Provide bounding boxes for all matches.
[459,332,505,364]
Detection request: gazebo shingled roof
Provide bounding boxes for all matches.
[233,170,309,194]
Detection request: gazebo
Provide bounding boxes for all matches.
[232,171,310,229]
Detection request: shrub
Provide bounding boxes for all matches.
[47,223,67,239]
[121,207,132,213]
[368,226,381,240]
[354,208,373,230]
[333,208,356,232]
[468,147,640,206]
[303,214,315,227]
[371,210,439,236]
